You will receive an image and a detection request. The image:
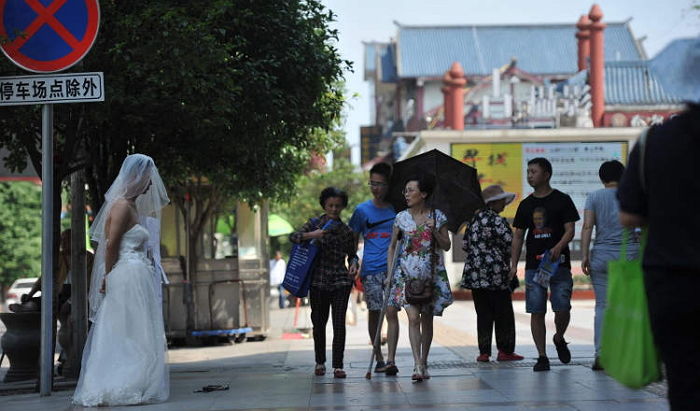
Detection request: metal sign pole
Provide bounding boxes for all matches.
[40,103,54,396]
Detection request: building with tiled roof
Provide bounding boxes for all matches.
[360,6,688,165]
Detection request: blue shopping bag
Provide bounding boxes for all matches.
[282,218,336,297]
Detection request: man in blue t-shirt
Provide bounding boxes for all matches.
[349,163,398,375]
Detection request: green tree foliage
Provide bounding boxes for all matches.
[1,0,349,266]
[272,157,366,232]
[0,182,41,291]
[1,1,347,203]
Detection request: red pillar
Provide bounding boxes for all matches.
[441,85,452,128]
[589,4,606,127]
[442,62,467,130]
[575,15,591,71]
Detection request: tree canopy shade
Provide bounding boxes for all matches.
[0,0,350,276]
[272,157,366,232]
[0,0,349,210]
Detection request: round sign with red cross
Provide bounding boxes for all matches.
[0,0,100,73]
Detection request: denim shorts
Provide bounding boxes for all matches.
[525,266,573,313]
[361,272,387,311]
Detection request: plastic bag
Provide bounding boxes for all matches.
[532,249,561,288]
[600,229,661,388]
[282,218,336,297]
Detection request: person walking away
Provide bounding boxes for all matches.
[617,37,700,411]
[581,160,637,371]
[511,158,580,372]
[269,251,287,309]
[289,187,358,379]
[348,163,397,375]
[386,175,453,381]
[461,185,524,363]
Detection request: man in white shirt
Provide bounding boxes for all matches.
[269,250,287,308]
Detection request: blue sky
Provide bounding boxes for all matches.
[321,0,700,165]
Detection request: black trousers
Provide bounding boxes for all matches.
[471,289,516,356]
[645,268,700,410]
[309,285,352,369]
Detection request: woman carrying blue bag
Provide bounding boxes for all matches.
[289,187,358,379]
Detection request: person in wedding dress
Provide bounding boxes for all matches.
[73,154,170,407]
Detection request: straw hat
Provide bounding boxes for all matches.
[481,185,516,205]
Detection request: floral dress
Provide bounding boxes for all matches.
[388,209,453,316]
[460,208,513,290]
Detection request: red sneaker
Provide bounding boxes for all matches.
[497,351,525,361]
[476,354,490,362]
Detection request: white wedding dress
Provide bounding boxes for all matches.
[73,224,169,406]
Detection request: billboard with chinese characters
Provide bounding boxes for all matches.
[451,141,629,232]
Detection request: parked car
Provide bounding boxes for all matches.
[4,277,39,312]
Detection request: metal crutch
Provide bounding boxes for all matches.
[365,240,402,380]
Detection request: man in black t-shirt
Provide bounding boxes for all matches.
[511,157,580,372]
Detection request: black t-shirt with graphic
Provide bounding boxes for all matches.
[513,189,580,269]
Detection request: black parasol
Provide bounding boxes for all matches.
[388,149,484,233]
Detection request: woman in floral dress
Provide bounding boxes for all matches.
[461,185,524,363]
[386,175,453,381]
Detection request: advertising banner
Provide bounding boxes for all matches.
[451,141,629,239]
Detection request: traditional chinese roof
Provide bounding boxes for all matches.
[366,22,645,80]
[557,50,685,106]
[605,60,682,106]
[647,37,699,104]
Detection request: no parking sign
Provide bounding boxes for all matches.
[0,0,102,396]
[0,0,100,72]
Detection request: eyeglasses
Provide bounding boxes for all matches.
[368,182,388,187]
[402,188,418,195]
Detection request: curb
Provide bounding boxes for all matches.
[453,288,595,301]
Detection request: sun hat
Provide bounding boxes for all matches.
[481,185,516,205]
[648,37,700,104]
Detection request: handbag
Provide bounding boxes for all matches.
[282,218,336,298]
[405,277,433,305]
[600,229,661,388]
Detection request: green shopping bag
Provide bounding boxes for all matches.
[600,229,661,388]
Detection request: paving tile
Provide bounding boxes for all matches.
[0,302,671,411]
[404,389,510,405]
[397,376,491,392]
[312,380,401,394]
[567,399,670,411]
[210,392,310,410]
[308,391,409,407]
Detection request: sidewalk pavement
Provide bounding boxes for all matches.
[0,299,668,410]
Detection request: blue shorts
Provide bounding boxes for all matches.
[361,272,387,311]
[525,266,573,314]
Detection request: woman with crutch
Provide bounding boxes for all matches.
[384,174,453,381]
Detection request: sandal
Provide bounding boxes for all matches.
[314,364,325,376]
[333,368,346,379]
[421,363,430,380]
[411,366,423,382]
[384,361,399,376]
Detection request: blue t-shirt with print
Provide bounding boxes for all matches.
[349,200,396,277]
